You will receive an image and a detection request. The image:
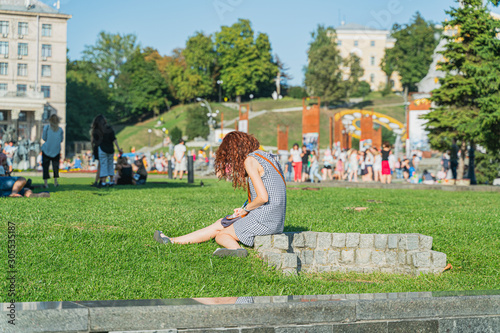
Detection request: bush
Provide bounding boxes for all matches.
[170,126,183,144]
[351,81,371,98]
[287,86,308,99]
[185,106,210,140]
[475,151,500,184]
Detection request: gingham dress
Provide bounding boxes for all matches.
[233,151,287,246]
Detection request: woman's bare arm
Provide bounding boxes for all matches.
[235,156,268,215]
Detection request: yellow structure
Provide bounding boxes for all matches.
[334,109,405,139]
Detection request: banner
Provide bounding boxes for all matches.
[409,110,431,151]
[302,132,319,152]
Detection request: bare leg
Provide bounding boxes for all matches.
[215,224,241,249]
[10,177,26,195]
[170,219,225,244]
[387,174,392,184]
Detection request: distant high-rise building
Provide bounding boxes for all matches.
[333,23,402,92]
[0,0,71,158]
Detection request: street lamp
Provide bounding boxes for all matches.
[196,97,219,156]
[148,129,152,147]
[217,80,223,103]
[162,127,166,149]
[249,93,254,111]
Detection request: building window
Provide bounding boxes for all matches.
[0,83,7,91]
[16,84,27,96]
[17,63,27,76]
[42,24,52,37]
[0,62,7,75]
[354,40,358,46]
[337,40,342,46]
[370,74,375,83]
[42,44,52,58]
[0,21,9,35]
[0,42,8,56]
[370,56,375,66]
[43,105,51,120]
[370,41,375,47]
[41,64,51,77]
[18,22,28,36]
[18,111,27,121]
[41,85,50,98]
[0,110,7,121]
[18,43,28,56]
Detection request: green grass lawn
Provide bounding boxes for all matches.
[1,178,499,302]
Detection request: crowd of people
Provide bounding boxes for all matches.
[284,142,431,185]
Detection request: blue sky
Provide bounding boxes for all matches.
[51,0,461,85]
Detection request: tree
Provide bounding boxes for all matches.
[170,126,183,144]
[381,12,440,95]
[82,32,140,86]
[66,59,111,146]
[185,106,210,140]
[215,19,278,101]
[424,0,500,182]
[113,50,169,122]
[341,54,364,99]
[304,25,344,103]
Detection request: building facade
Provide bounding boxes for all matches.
[333,23,402,92]
[0,0,70,165]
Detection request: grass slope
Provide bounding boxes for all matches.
[1,178,499,302]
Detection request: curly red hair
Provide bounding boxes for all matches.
[215,131,260,189]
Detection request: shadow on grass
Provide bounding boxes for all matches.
[284,225,309,233]
[352,100,374,109]
[32,181,205,193]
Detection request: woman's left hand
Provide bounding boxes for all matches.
[233,208,245,217]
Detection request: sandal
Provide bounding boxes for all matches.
[212,248,248,258]
[154,230,171,244]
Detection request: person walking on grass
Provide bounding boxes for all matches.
[41,114,63,189]
[154,131,287,258]
[91,115,122,188]
[289,143,302,182]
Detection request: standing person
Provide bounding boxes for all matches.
[308,150,322,183]
[41,114,64,188]
[395,157,402,179]
[450,138,458,182]
[154,131,287,258]
[333,155,344,180]
[380,142,392,184]
[285,156,293,182]
[173,139,187,180]
[289,143,302,183]
[372,147,382,182]
[301,145,310,182]
[91,115,122,188]
[364,148,374,181]
[441,151,450,174]
[347,149,358,182]
[321,149,334,181]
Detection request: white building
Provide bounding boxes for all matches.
[333,23,402,91]
[0,0,70,162]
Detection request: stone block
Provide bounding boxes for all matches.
[374,234,388,249]
[363,267,378,274]
[331,233,346,248]
[348,267,365,273]
[266,252,283,268]
[381,268,394,274]
[346,233,360,247]
[282,253,298,269]
[300,250,314,266]
[388,234,398,249]
[398,235,408,250]
[371,251,385,266]
[273,234,290,251]
[331,322,388,333]
[303,232,318,248]
[328,250,340,264]
[314,250,328,265]
[316,265,334,273]
[292,233,305,248]
[356,249,371,264]
[316,232,332,249]
[254,235,272,250]
[359,234,375,248]
[419,234,433,250]
[398,252,406,265]
[276,324,333,333]
[341,249,355,263]
[406,234,419,251]
[439,316,500,333]
[330,266,347,273]
[412,252,431,268]
[388,319,438,333]
[431,251,447,268]
[385,251,397,266]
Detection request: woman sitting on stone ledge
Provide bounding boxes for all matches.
[154,131,287,257]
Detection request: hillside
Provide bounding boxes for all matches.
[115,93,405,152]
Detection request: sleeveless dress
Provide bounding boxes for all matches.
[233,151,287,247]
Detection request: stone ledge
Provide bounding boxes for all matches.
[2,293,500,332]
[254,232,446,275]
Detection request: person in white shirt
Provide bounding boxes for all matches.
[289,143,302,182]
[173,139,187,180]
[41,114,64,188]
